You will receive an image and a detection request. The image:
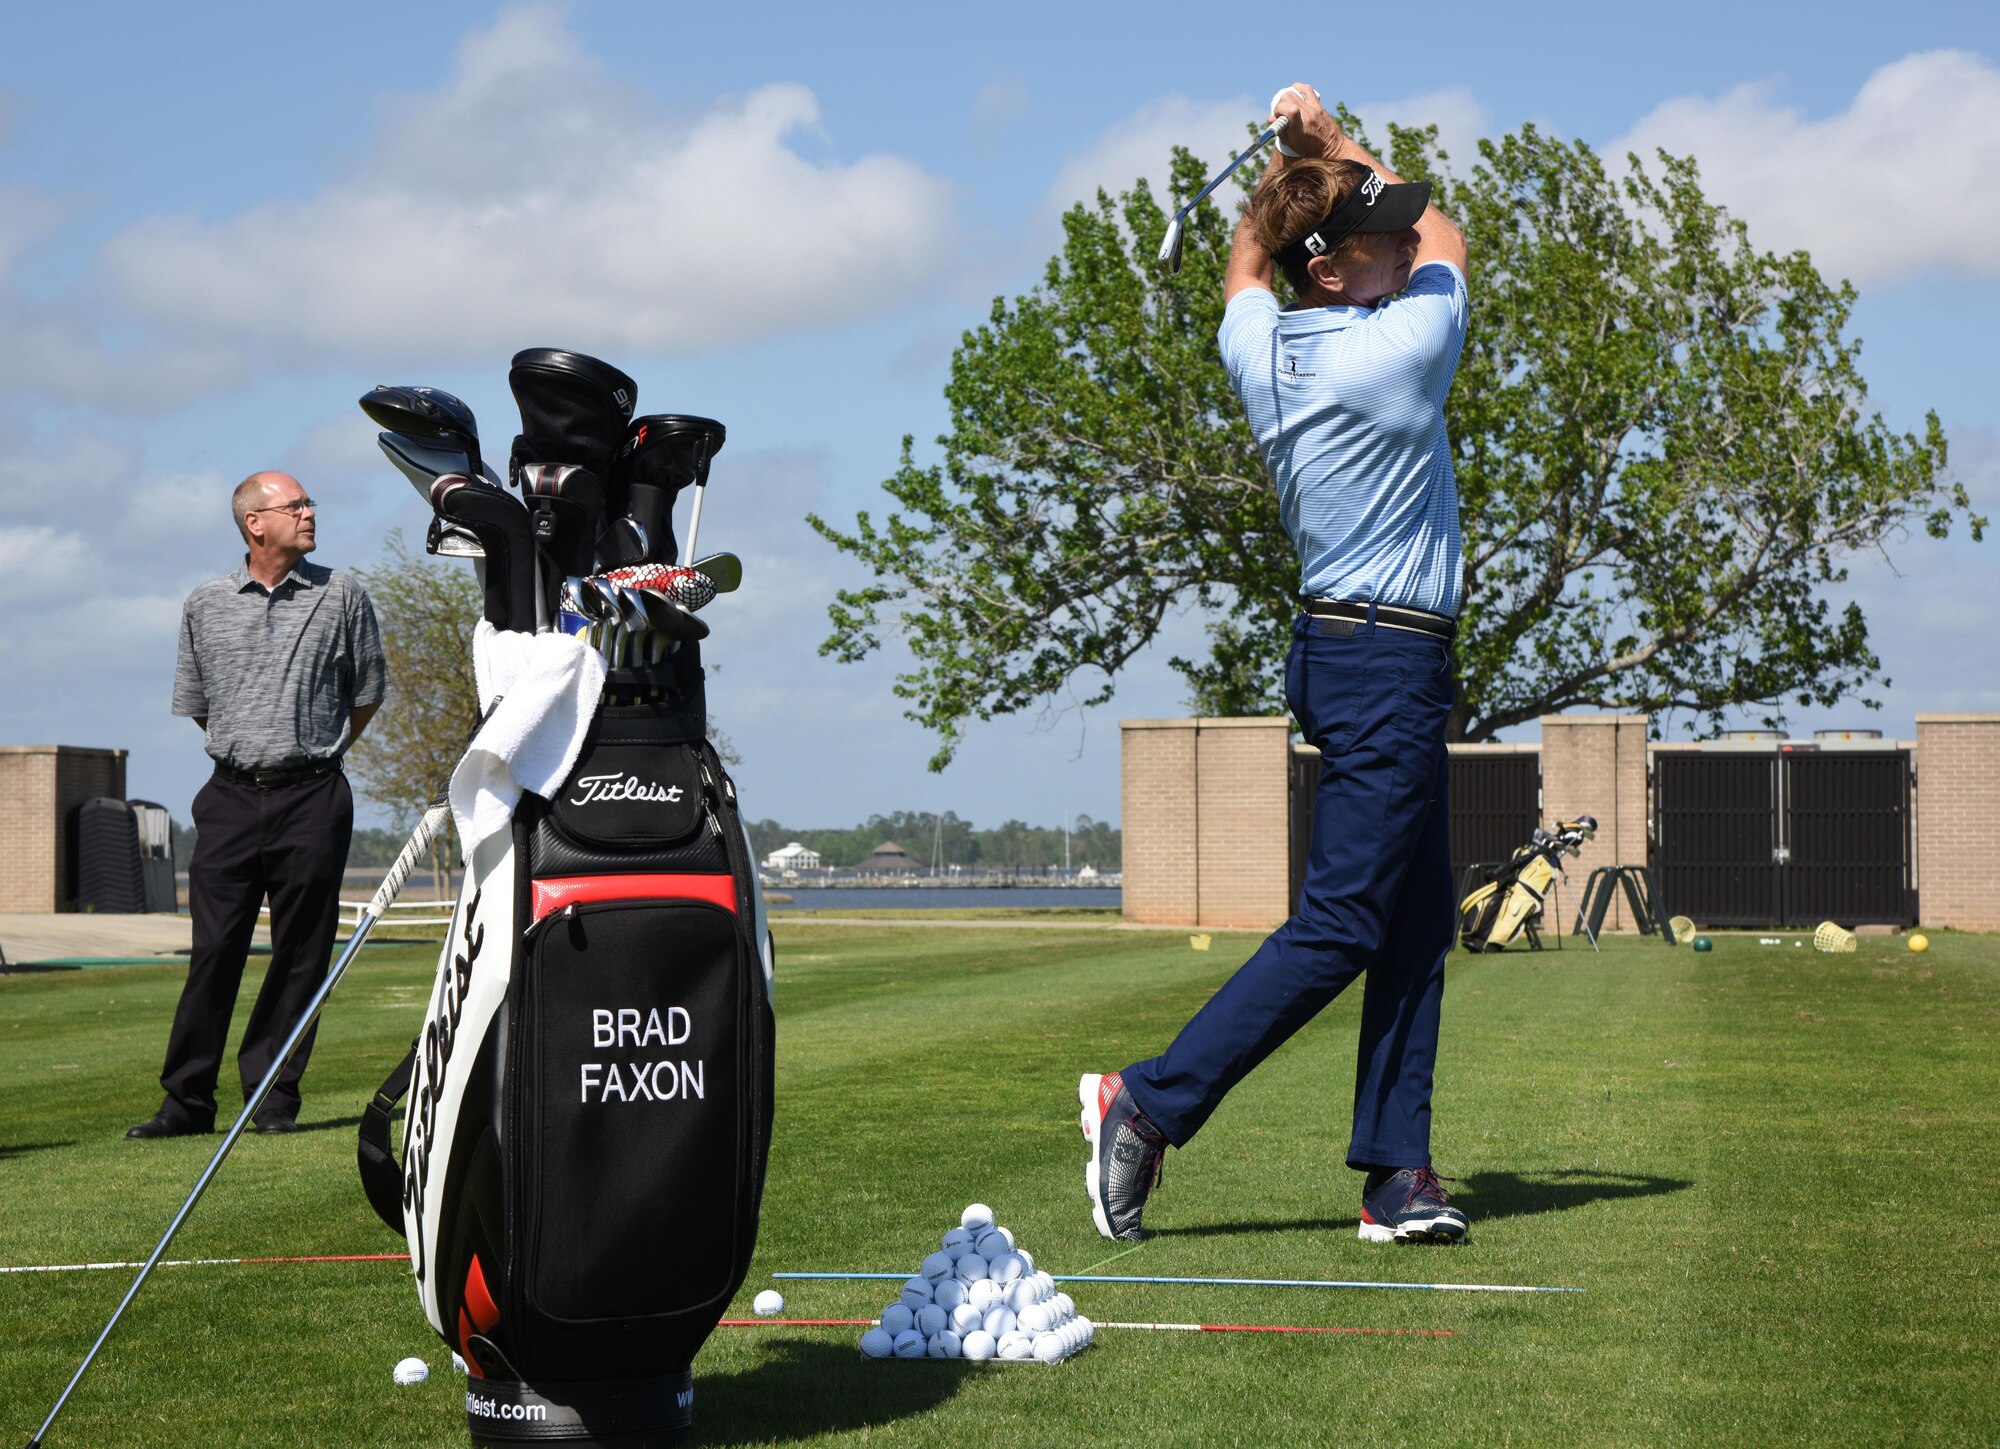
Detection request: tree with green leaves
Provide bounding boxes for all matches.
[346,532,483,894]
[811,115,1982,766]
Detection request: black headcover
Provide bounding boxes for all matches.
[508,349,638,489]
[362,385,485,482]
[612,415,727,566]
[432,475,536,629]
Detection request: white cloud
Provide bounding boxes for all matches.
[1608,49,2000,284]
[99,3,958,365]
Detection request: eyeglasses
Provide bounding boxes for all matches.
[252,498,318,517]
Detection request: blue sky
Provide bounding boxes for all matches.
[1,1,1994,833]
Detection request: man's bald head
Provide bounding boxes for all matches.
[232,472,295,542]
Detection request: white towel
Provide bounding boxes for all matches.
[450,622,607,854]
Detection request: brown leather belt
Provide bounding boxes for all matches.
[1303,597,1457,641]
[214,758,341,790]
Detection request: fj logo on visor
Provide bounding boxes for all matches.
[1303,234,1327,257]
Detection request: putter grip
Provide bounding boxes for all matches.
[368,794,451,920]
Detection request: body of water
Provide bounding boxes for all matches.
[770,886,1121,912]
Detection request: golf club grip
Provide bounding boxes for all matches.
[368,794,451,919]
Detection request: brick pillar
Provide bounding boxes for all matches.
[1539,715,1650,930]
[0,745,129,911]
[1915,714,2000,932]
[1121,718,1293,929]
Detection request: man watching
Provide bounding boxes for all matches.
[127,472,387,1139]
[1080,85,1474,1243]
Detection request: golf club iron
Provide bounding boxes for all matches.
[27,792,458,1449]
[691,552,741,593]
[1158,113,1290,274]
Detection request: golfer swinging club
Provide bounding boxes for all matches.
[1081,84,1473,1243]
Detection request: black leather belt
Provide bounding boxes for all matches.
[1303,597,1457,641]
[214,758,341,790]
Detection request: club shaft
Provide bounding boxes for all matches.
[28,796,450,1449]
[681,484,708,567]
[1171,117,1287,228]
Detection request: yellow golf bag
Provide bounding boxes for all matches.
[1457,816,1596,952]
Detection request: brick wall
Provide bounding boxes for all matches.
[1914,714,2000,932]
[1121,718,1292,928]
[1534,716,1651,930]
[0,745,129,911]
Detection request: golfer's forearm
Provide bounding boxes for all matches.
[1224,207,1275,300]
[348,702,381,746]
[1332,132,1467,276]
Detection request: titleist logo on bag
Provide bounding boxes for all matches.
[552,742,702,847]
[569,773,685,807]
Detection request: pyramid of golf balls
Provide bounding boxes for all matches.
[858,1203,1096,1364]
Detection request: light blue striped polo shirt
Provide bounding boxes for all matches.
[1218,260,1468,617]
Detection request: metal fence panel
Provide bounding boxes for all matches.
[1654,754,1780,927]
[1781,751,1914,926]
[1448,754,1542,889]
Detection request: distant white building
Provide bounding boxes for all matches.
[762,841,822,871]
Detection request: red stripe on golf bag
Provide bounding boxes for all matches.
[464,1254,500,1333]
[530,872,737,921]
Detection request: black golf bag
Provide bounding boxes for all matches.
[358,351,774,1447]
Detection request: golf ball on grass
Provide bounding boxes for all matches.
[451,1352,467,1374]
[927,1329,962,1359]
[392,1357,429,1386]
[998,1332,1034,1360]
[860,1328,894,1359]
[1020,1303,1052,1334]
[880,1303,914,1336]
[961,1329,996,1361]
[954,1253,988,1284]
[752,1290,784,1317]
[917,1305,948,1337]
[1033,1333,1066,1363]
[933,1278,967,1311]
[961,1203,995,1233]
[893,1329,926,1359]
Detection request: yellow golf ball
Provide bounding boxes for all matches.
[1909,933,1929,953]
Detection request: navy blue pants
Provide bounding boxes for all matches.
[1124,611,1455,1170]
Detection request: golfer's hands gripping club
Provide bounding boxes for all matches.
[1268,84,1343,161]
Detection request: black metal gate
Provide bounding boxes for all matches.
[1653,749,1913,928]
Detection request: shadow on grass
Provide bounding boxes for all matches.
[290,1114,364,1135]
[690,1338,964,1444]
[1147,1168,1691,1238]
[0,1140,78,1161]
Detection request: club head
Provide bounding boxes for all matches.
[630,587,710,642]
[1158,216,1185,274]
[379,431,503,501]
[426,518,486,558]
[361,386,484,478]
[690,551,742,593]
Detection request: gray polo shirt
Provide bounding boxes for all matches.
[172,560,388,772]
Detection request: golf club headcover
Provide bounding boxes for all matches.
[432,476,537,630]
[518,463,607,579]
[361,385,486,482]
[508,349,638,491]
[359,660,775,1448]
[613,415,726,564]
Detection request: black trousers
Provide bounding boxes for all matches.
[157,770,354,1127]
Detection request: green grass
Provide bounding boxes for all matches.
[3,926,1996,1446]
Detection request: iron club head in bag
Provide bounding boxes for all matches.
[690,552,742,594]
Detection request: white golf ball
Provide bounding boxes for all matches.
[954,1253,988,1284]
[976,1227,1013,1259]
[998,1331,1034,1360]
[950,1302,984,1336]
[1007,1277,1045,1312]
[968,1279,1004,1312]
[1077,1316,1095,1345]
[1031,1270,1056,1296]
[916,1304,948,1337]
[752,1289,784,1317]
[941,1226,973,1259]
[893,1328,926,1359]
[1015,1248,1035,1271]
[880,1302,914,1336]
[961,1202,995,1233]
[392,1357,429,1386]
[859,1327,894,1359]
[988,1252,1024,1285]
[1019,1302,1052,1334]
[982,1306,1017,1338]
[1033,1331,1066,1363]
[932,1278,967,1311]
[450,1352,467,1374]
[1052,1292,1075,1318]
[927,1329,962,1359]
[900,1276,933,1309]
[920,1250,954,1282]
[961,1329,996,1361]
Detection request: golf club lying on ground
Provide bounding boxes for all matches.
[1158,113,1290,274]
[27,791,456,1449]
